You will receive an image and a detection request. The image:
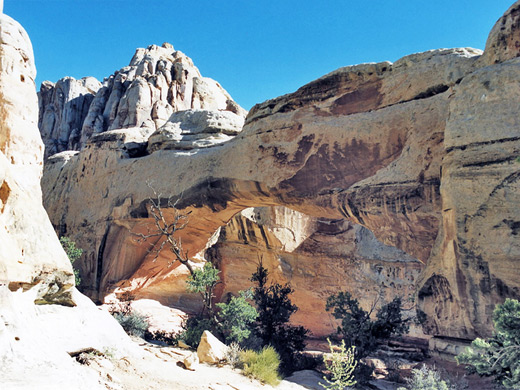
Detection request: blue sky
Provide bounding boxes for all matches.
[4,0,515,110]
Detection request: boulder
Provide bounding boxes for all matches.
[197,330,228,364]
[147,109,245,152]
[183,353,199,370]
[481,0,520,66]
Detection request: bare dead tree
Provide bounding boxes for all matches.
[132,183,194,275]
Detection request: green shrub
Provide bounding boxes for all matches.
[186,262,220,315]
[177,315,217,348]
[397,365,460,390]
[241,346,281,386]
[457,298,520,389]
[325,291,410,383]
[113,311,149,338]
[250,263,310,375]
[59,236,82,286]
[216,289,258,344]
[320,338,357,390]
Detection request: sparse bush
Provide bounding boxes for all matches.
[113,311,149,338]
[226,342,243,368]
[241,346,281,386]
[457,298,520,389]
[216,289,258,344]
[397,365,461,390]
[325,291,410,383]
[320,338,357,390]
[251,263,310,375]
[60,236,82,286]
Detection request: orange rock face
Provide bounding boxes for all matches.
[41,2,520,346]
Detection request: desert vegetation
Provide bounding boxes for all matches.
[457,298,520,389]
[59,236,82,286]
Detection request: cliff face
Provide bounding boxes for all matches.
[0,12,74,305]
[0,12,137,388]
[211,207,423,337]
[41,2,520,344]
[38,43,246,158]
[418,2,520,339]
[38,77,101,158]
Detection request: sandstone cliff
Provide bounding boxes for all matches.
[38,76,101,158]
[0,11,74,305]
[38,43,247,158]
[0,12,139,389]
[41,2,520,348]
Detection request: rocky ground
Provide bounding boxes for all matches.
[72,339,320,390]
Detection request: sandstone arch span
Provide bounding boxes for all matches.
[43,2,520,343]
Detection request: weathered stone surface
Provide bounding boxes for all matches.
[197,330,227,364]
[0,13,74,304]
[38,77,101,158]
[0,13,146,390]
[417,57,520,340]
[41,46,475,334]
[481,1,520,66]
[212,207,423,338]
[37,43,247,159]
[147,109,245,152]
[0,286,140,389]
[40,3,520,347]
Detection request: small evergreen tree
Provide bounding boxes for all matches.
[216,289,258,344]
[325,291,409,359]
[250,263,310,375]
[186,262,220,316]
[397,365,453,390]
[59,236,82,286]
[457,298,520,389]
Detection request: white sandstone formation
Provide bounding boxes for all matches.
[0,12,141,389]
[38,42,247,158]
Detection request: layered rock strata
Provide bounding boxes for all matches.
[38,43,247,158]
[41,2,520,345]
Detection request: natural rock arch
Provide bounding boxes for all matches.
[42,1,520,343]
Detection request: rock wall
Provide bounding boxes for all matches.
[418,2,520,339]
[0,12,140,389]
[41,2,520,344]
[38,77,101,158]
[210,207,423,337]
[38,43,247,158]
[0,12,74,304]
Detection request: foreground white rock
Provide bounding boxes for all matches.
[0,12,74,305]
[0,11,145,390]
